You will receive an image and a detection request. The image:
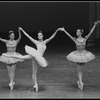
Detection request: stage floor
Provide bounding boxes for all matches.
[0,47,100,98]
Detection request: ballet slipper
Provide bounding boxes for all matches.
[33,84,38,92]
[9,82,15,90]
[77,81,84,90]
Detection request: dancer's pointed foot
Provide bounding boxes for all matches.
[33,84,38,92]
[77,81,84,90]
[9,82,15,90]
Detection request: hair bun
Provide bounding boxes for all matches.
[9,30,14,34]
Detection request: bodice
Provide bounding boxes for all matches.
[6,40,17,52]
[75,38,86,51]
[36,41,46,56]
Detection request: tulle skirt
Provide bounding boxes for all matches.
[66,50,95,63]
[0,52,23,64]
[25,45,48,67]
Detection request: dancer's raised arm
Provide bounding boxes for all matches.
[0,36,6,43]
[85,21,99,40]
[44,28,59,43]
[19,27,38,45]
[60,27,76,42]
[16,27,21,44]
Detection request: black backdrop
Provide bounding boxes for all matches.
[0,2,89,54]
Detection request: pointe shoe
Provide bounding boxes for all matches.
[77,81,84,90]
[9,82,15,90]
[33,84,38,92]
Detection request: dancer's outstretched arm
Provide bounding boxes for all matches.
[60,27,76,42]
[85,21,99,40]
[44,28,59,43]
[16,27,21,44]
[19,27,38,45]
[0,36,6,43]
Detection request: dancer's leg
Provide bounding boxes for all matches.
[32,59,38,92]
[19,55,32,59]
[77,63,84,90]
[7,64,16,90]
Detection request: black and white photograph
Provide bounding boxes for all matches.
[0,0,100,99]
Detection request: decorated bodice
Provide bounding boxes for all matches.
[36,41,46,56]
[75,38,86,51]
[6,40,17,52]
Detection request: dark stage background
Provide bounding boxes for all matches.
[0,2,90,55]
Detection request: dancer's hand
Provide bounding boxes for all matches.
[18,27,23,30]
[58,27,65,31]
[94,21,100,25]
[97,20,100,24]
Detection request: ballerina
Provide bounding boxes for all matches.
[7,27,60,92]
[59,21,99,90]
[0,28,23,90]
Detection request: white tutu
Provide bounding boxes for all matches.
[0,52,24,64]
[66,50,95,63]
[25,45,48,67]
